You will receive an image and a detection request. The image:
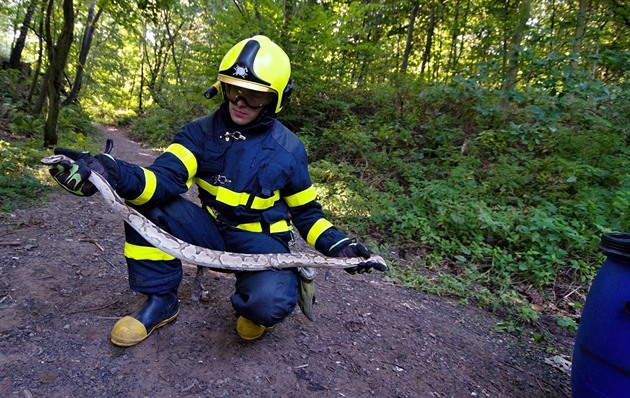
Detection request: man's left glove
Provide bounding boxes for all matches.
[49,147,119,196]
[330,238,387,274]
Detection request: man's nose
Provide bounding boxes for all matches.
[236,97,249,107]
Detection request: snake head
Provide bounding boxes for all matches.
[41,154,75,165]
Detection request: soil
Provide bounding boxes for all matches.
[0,125,575,397]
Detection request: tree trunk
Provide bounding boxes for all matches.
[28,0,47,105]
[147,32,173,108]
[163,10,184,86]
[281,1,294,43]
[571,0,588,69]
[447,0,471,75]
[9,0,38,70]
[447,0,461,73]
[401,1,420,74]
[421,0,436,75]
[33,70,49,114]
[43,0,74,148]
[502,0,532,93]
[550,0,556,38]
[139,40,145,115]
[63,0,103,106]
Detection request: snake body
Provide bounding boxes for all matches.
[41,155,387,272]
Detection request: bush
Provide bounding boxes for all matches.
[305,76,629,327]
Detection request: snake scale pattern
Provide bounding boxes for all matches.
[41,154,388,272]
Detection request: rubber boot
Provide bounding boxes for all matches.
[236,316,274,340]
[111,288,179,347]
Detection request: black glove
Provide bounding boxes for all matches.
[330,238,387,274]
[49,147,119,196]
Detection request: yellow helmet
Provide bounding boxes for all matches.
[218,35,293,114]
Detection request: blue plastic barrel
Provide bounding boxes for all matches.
[572,233,630,397]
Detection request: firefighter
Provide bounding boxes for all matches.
[50,35,385,346]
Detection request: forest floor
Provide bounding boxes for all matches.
[0,125,575,397]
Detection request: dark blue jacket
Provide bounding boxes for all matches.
[114,105,347,255]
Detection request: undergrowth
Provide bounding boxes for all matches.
[0,70,101,214]
[302,76,629,336]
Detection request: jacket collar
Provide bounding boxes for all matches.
[219,102,276,136]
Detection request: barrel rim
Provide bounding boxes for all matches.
[599,232,630,260]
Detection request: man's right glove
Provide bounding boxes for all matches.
[330,238,388,274]
[49,147,119,196]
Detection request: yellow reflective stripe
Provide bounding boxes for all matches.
[128,168,157,205]
[306,218,333,246]
[195,179,249,206]
[196,178,216,195]
[166,143,197,188]
[285,186,317,207]
[205,206,291,234]
[216,187,250,207]
[270,220,292,233]
[206,205,218,219]
[235,221,263,233]
[196,178,278,210]
[251,190,280,210]
[235,220,292,233]
[124,243,175,261]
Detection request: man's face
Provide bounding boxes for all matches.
[225,84,274,126]
[228,100,264,125]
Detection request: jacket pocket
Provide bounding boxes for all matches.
[198,144,228,176]
[258,160,288,197]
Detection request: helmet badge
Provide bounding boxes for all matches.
[232,64,249,78]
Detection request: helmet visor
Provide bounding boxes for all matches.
[225,84,275,109]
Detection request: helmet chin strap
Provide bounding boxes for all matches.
[253,104,277,123]
[261,99,278,118]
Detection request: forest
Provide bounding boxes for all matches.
[0,0,629,335]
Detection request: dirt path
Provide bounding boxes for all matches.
[0,125,574,397]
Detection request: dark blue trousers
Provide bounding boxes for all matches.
[124,196,298,327]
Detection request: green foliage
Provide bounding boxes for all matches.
[129,97,210,145]
[129,107,178,145]
[0,70,40,137]
[58,105,96,137]
[0,69,99,214]
[0,173,44,212]
[557,315,578,333]
[301,75,628,331]
[301,75,629,333]
[0,138,48,212]
[1,101,42,137]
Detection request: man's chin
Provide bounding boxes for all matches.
[230,110,255,126]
